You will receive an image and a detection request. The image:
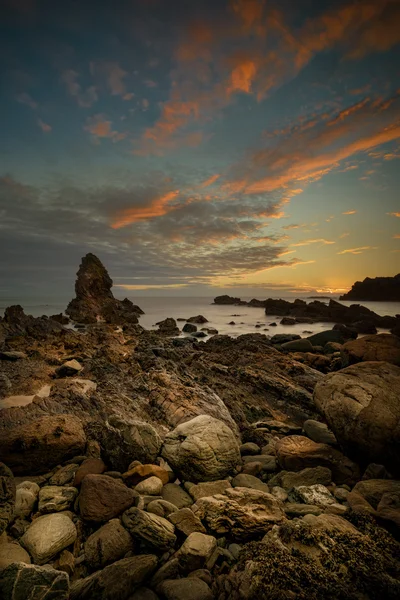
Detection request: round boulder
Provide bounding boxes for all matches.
[161,415,240,483]
[314,361,400,476]
[341,334,400,367]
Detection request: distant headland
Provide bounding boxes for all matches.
[339,273,400,302]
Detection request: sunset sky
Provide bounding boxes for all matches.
[1,0,400,299]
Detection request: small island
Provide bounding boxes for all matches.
[340,274,400,302]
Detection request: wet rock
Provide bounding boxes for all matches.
[79,474,137,522]
[21,512,77,565]
[183,323,197,333]
[275,435,359,485]
[0,463,16,535]
[281,339,314,352]
[314,361,400,475]
[270,334,301,344]
[161,415,240,483]
[157,318,179,336]
[302,420,337,445]
[187,316,208,324]
[168,507,206,536]
[192,487,285,539]
[0,415,86,475]
[123,507,177,550]
[0,563,69,600]
[38,485,78,513]
[101,416,162,473]
[85,519,134,569]
[69,555,157,600]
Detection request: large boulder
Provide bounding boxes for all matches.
[0,563,69,600]
[0,415,86,475]
[21,513,77,565]
[341,334,400,366]
[100,416,162,473]
[70,555,158,600]
[314,361,400,475]
[79,474,137,522]
[0,463,15,535]
[275,435,359,485]
[66,253,143,324]
[192,487,285,539]
[161,415,240,483]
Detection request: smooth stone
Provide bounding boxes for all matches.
[73,458,106,486]
[240,443,260,456]
[135,476,164,496]
[21,513,77,565]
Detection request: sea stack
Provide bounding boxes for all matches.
[65,253,144,324]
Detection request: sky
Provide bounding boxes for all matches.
[1,0,400,300]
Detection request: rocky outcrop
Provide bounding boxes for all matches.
[65,253,143,324]
[340,273,400,301]
[314,361,400,475]
[161,415,241,482]
[0,415,86,475]
[341,334,400,366]
[213,295,242,305]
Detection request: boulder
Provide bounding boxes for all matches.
[377,492,400,532]
[240,443,260,456]
[0,463,15,535]
[69,555,157,600]
[341,334,400,366]
[21,513,77,565]
[175,532,217,573]
[157,318,179,336]
[192,487,285,539]
[314,361,400,475]
[183,323,197,333]
[73,458,106,486]
[38,486,78,513]
[268,466,332,491]
[79,474,137,522]
[306,330,345,346]
[275,436,359,485]
[123,507,177,550]
[340,273,400,302]
[302,420,337,445]
[0,563,69,600]
[270,334,301,344]
[168,508,206,536]
[161,415,240,483]
[0,540,31,570]
[85,519,134,569]
[281,339,314,352]
[66,253,143,324]
[100,416,162,473]
[159,577,213,600]
[187,316,208,324]
[352,479,400,509]
[0,415,86,475]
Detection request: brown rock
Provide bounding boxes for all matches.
[123,464,172,487]
[0,463,16,535]
[342,334,400,366]
[377,492,400,532]
[352,479,400,509]
[73,458,106,486]
[168,508,207,536]
[0,415,86,475]
[275,435,359,485]
[84,519,134,569]
[346,491,377,516]
[79,474,137,522]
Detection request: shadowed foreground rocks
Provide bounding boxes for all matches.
[1,255,400,599]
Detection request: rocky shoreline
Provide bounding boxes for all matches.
[1,255,400,599]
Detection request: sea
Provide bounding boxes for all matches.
[1,296,399,340]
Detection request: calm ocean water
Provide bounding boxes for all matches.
[0,296,399,339]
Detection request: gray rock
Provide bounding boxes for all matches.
[303,420,337,445]
[70,555,158,600]
[21,513,77,565]
[85,519,134,569]
[38,486,78,513]
[231,474,269,493]
[159,577,213,600]
[162,484,193,509]
[123,507,177,550]
[292,484,336,507]
[192,487,285,539]
[162,415,240,483]
[175,532,217,573]
[189,480,232,501]
[0,563,69,600]
[0,463,16,535]
[168,508,206,536]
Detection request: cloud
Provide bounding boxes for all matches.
[342,210,357,215]
[123,93,135,101]
[200,174,221,188]
[337,246,377,255]
[60,70,98,107]
[16,92,37,110]
[112,190,180,228]
[291,238,335,247]
[91,61,127,96]
[37,118,52,133]
[387,212,400,217]
[394,234,400,239]
[84,114,126,143]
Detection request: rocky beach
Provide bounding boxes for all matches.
[1,254,400,600]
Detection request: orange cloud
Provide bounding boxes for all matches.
[387,212,400,217]
[111,190,180,229]
[342,210,357,215]
[394,234,400,239]
[60,70,98,107]
[37,118,51,133]
[346,2,400,59]
[227,58,257,95]
[338,246,377,255]
[291,238,335,247]
[84,114,126,142]
[91,61,127,96]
